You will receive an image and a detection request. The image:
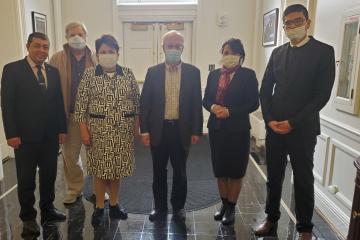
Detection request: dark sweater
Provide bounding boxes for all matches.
[260,36,335,136]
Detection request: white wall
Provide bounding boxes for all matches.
[252,0,283,82]
[60,0,114,52]
[0,0,27,172]
[312,0,360,237]
[195,0,256,81]
[314,0,360,130]
[23,0,56,54]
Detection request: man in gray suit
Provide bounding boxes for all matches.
[140,30,203,222]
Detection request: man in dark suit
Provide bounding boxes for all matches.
[255,5,335,240]
[1,32,67,238]
[140,30,203,222]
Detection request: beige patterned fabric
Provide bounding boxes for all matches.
[74,66,140,179]
[164,63,181,120]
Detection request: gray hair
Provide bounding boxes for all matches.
[161,30,184,46]
[65,22,88,36]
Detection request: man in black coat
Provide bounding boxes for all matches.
[1,32,67,238]
[140,30,203,222]
[255,5,335,240]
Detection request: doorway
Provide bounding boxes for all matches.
[123,22,193,82]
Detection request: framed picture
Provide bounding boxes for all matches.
[263,8,279,47]
[31,11,47,34]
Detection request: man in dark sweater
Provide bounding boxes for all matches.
[255,4,335,240]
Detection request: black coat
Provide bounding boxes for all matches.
[1,58,67,142]
[140,63,203,147]
[203,67,259,131]
[260,37,335,136]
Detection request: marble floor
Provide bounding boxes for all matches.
[0,149,342,240]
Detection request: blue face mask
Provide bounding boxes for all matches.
[165,50,182,65]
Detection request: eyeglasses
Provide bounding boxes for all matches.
[164,44,183,51]
[283,17,306,28]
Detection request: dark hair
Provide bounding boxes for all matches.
[95,34,119,53]
[221,38,246,62]
[283,4,309,22]
[27,32,49,45]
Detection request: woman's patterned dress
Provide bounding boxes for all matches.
[75,65,140,179]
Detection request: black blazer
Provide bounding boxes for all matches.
[260,37,335,136]
[140,63,203,148]
[203,67,259,132]
[1,58,67,142]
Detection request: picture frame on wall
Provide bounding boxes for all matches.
[31,11,47,34]
[263,8,279,47]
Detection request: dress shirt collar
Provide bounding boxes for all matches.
[26,56,45,70]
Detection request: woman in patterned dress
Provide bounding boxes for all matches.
[74,35,140,226]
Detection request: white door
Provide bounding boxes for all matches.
[123,23,158,83]
[123,22,192,82]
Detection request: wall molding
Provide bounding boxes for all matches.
[52,0,63,51]
[320,115,360,143]
[328,138,359,209]
[315,184,349,239]
[13,0,26,58]
[314,114,360,238]
[118,4,197,22]
[314,133,330,186]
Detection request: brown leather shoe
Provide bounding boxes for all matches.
[298,232,312,240]
[254,219,277,236]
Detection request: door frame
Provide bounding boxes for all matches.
[116,4,197,65]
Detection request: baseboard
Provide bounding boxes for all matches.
[315,184,349,239]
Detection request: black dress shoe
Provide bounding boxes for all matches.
[21,220,40,238]
[109,204,128,220]
[41,208,66,225]
[221,207,235,226]
[214,204,227,221]
[149,209,167,222]
[91,208,105,226]
[173,209,186,222]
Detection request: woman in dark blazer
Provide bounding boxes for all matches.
[203,38,259,225]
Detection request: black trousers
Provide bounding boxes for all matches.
[14,138,59,221]
[150,121,189,211]
[265,130,317,233]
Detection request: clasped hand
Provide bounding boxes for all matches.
[268,120,293,134]
[211,104,229,119]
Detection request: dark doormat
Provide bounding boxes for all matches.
[83,136,220,214]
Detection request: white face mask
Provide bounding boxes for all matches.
[220,55,241,69]
[68,35,86,50]
[98,53,118,69]
[285,25,307,41]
